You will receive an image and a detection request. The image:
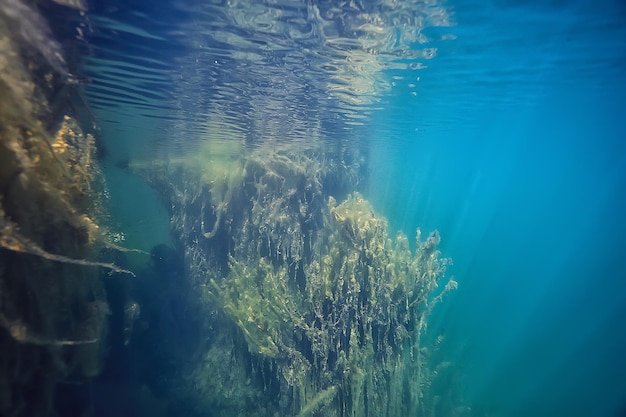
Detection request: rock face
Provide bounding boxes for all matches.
[0,2,114,416]
[145,144,456,417]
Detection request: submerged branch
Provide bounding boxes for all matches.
[0,211,135,276]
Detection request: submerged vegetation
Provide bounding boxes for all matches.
[144,142,456,417]
[0,2,132,416]
[1,1,457,416]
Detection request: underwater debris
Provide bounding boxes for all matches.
[0,300,108,347]
[145,145,455,417]
[0,203,134,276]
[123,300,141,346]
[295,385,337,417]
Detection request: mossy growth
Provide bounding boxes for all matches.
[146,144,455,417]
[1,3,132,415]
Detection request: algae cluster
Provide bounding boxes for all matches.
[0,2,128,415]
[145,142,456,417]
[1,1,458,416]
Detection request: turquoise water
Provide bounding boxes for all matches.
[5,0,624,416]
[368,3,626,416]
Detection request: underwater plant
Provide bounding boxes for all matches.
[0,2,135,415]
[145,143,456,417]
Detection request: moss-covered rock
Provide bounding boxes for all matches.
[0,2,126,415]
[145,144,455,417]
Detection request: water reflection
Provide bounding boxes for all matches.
[84,0,455,156]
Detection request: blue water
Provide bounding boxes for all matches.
[78,0,626,415]
[368,2,626,416]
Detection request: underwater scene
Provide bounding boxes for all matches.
[1,0,625,416]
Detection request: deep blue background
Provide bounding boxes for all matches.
[369,1,626,416]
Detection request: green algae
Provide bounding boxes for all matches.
[0,3,135,415]
[145,143,456,417]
